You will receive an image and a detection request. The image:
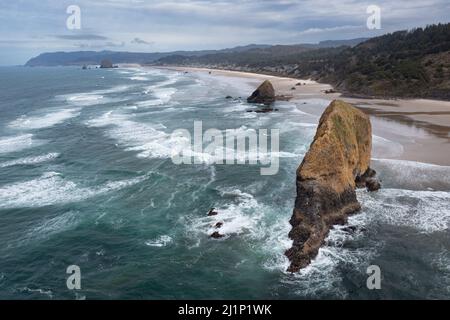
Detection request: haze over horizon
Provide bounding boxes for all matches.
[1,0,449,65]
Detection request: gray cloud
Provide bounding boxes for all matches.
[55,34,109,41]
[131,37,154,45]
[0,0,449,65]
[106,41,125,47]
[76,41,125,48]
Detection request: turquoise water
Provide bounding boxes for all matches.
[0,66,449,299]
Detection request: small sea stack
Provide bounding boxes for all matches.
[100,59,113,69]
[285,100,381,272]
[247,80,275,104]
[211,231,224,239]
[207,208,218,216]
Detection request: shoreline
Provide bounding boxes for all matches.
[153,66,450,166]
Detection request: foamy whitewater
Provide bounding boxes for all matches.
[0,66,448,299]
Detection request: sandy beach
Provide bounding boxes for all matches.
[157,66,450,166]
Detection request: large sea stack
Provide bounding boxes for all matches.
[247,80,275,104]
[285,100,380,272]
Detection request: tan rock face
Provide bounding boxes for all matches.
[247,80,276,104]
[285,100,378,272]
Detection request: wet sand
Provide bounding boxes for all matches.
[156,66,450,166]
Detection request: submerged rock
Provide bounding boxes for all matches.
[247,80,275,104]
[207,208,218,216]
[210,231,224,239]
[247,108,279,113]
[366,178,381,191]
[285,100,380,272]
[355,167,381,191]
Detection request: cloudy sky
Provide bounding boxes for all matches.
[0,0,449,65]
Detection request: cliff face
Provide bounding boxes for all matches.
[286,100,379,272]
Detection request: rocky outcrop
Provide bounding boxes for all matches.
[285,100,380,272]
[100,59,113,68]
[247,80,275,104]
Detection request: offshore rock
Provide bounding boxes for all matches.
[100,59,113,68]
[285,100,380,272]
[247,80,275,104]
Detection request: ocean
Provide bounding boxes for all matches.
[0,66,448,299]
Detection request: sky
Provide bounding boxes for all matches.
[0,0,449,65]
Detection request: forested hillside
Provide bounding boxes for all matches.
[155,24,450,100]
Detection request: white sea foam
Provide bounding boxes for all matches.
[189,188,264,239]
[260,217,292,272]
[59,85,132,107]
[88,112,297,164]
[139,87,177,107]
[295,122,317,128]
[87,111,302,164]
[138,74,180,106]
[9,108,80,130]
[17,287,53,299]
[278,119,317,134]
[239,112,257,119]
[145,235,173,247]
[86,111,188,159]
[0,172,148,209]
[129,76,149,81]
[153,77,179,88]
[62,94,106,107]
[96,85,133,94]
[290,108,310,115]
[358,188,450,233]
[0,134,45,154]
[221,102,247,113]
[372,158,450,190]
[430,250,450,295]
[0,153,59,168]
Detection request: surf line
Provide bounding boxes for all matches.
[170,121,280,176]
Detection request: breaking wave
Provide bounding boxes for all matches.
[0,153,59,168]
[9,108,80,130]
[0,134,45,155]
[0,171,149,209]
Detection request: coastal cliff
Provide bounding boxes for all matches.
[285,100,380,272]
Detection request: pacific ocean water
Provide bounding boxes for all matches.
[0,66,448,299]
